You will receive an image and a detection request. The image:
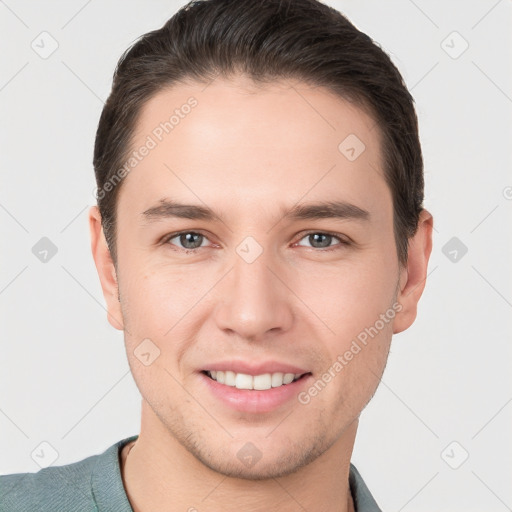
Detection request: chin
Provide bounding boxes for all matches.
[188,434,331,481]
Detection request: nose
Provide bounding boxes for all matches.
[213,248,294,341]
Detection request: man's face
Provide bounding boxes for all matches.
[106,76,404,478]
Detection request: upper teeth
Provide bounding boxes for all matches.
[208,371,302,390]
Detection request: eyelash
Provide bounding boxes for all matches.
[161,230,350,253]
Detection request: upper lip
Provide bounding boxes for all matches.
[202,360,310,376]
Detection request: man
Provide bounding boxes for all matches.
[0,0,432,510]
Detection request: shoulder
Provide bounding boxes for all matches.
[0,435,137,512]
[0,452,99,512]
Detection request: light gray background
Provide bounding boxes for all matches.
[1,1,511,511]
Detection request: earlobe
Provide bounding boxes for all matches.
[88,206,124,330]
[393,209,433,334]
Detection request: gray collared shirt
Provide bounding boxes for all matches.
[1,435,382,511]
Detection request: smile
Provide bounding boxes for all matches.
[204,370,306,390]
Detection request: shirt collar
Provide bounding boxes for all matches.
[91,435,138,511]
[349,463,383,512]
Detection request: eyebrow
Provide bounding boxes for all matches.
[141,198,370,224]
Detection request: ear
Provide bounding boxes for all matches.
[88,206,124,330]
[393,209,433,334]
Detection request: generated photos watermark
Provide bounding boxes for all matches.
[297,301,402,405]
[94,96,198,201]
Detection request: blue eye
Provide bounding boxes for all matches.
[162,230,349,253]
[166,232,209,250]
[296,232,346,249]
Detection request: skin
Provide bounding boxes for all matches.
[89,75,432,512]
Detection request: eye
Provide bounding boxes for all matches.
[161,230,349,253]
[295,232,348,250]
[164,231,211,251]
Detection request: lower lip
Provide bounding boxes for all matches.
[199,372,312,413]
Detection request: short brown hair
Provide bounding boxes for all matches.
[93,0,424,266]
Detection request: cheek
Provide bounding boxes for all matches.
[120,263,209,338]
[119,263,220,393]
[119,268,200,400]
[304,305,394,422]
[293,253,399,342]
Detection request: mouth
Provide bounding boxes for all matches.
[202,370,310,390]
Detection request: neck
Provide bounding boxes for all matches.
[121,405,358,512]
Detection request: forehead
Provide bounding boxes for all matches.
[120,75,389,219]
